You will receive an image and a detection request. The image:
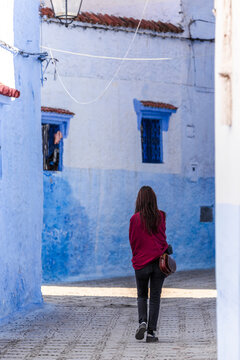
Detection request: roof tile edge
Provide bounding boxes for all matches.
[40,7,184,34]
[41,106,75,115]
[140,100,178,110]
[0,83,20,98]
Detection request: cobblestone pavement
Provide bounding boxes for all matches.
[0,269,216,360]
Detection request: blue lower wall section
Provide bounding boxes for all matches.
[42,168,215,283]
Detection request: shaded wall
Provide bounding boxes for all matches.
[0,0,43,320]
[43,169,214,282]
[215,0,240,358]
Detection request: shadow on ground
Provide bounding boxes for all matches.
[0,269,216,360]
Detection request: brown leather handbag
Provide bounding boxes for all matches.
[159,253,177,276]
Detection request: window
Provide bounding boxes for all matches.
[133,99,177,164]
[200,206,213,223]
[42,124,63,171]
[141,118,161,163]
[41,107,74,172]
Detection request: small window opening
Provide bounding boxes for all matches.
[42,124,63,171]
[200,206,213,222]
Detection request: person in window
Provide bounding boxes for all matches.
[129,186,172,343]
[46,129,63,171]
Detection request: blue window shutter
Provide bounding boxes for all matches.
[151,119,161,163]
[141,118,161,163]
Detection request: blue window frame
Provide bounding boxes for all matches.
[133,99,177,164]
[41,109,74,171]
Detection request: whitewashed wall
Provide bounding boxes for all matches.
[0,0,43,321]
[215,0,240,358]
[41,21,214,177]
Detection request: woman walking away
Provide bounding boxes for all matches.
[129,186,172,343]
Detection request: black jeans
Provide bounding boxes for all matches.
[135,259,165,331]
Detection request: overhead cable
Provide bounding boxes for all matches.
[49,0,151,105]
[0,39,47,59]
[43,45,171,61]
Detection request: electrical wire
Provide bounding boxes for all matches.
[0,39,47,58]
[49,0,151,105]
[43,45,171,61]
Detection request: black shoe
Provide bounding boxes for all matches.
[135,322,147,340]
[146,331,159,343]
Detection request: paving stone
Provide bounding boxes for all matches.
[0,269,216,359]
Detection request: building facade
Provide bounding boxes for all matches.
[41,0,215,282]
[215,0,240,358]
[0,0,43,320]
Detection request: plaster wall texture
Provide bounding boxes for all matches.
[215,0,240,358]
[181,0,215,39]
[42,170,214,282]
[41,2,215,282]
[0,0,43,321]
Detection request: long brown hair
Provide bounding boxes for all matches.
[135,186,161,234]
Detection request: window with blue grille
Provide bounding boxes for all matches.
[141,118,162,163]
[133,99,177,164]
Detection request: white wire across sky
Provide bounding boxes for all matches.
[45,0,214,105]
[43,45,171,62]
[48,0,160,105]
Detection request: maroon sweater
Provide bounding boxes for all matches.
[129,211,169,270]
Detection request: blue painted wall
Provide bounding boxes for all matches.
[42,168,214,282]
[41,0,215,283]
[0,0,43,320]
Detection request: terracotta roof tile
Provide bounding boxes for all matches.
[0,82,20,98]
[83,12,98,25]
[104,14,117,27]
[150,20,159,32]
[78,13,90,23]
[140,19,150,30]
[89,13,102,24]
[118,16,130,27]
[128,17,139,28]
[41,106,74,115]
[128,17,138,28]
[110,15,125,27]
[157,21,169,33]
[40,7,54,18]
[141,100,177,110]
[96,14,109,26]
[40,7,183,34]
[166,22,182,33]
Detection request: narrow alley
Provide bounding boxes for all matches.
[0,269,216,360]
